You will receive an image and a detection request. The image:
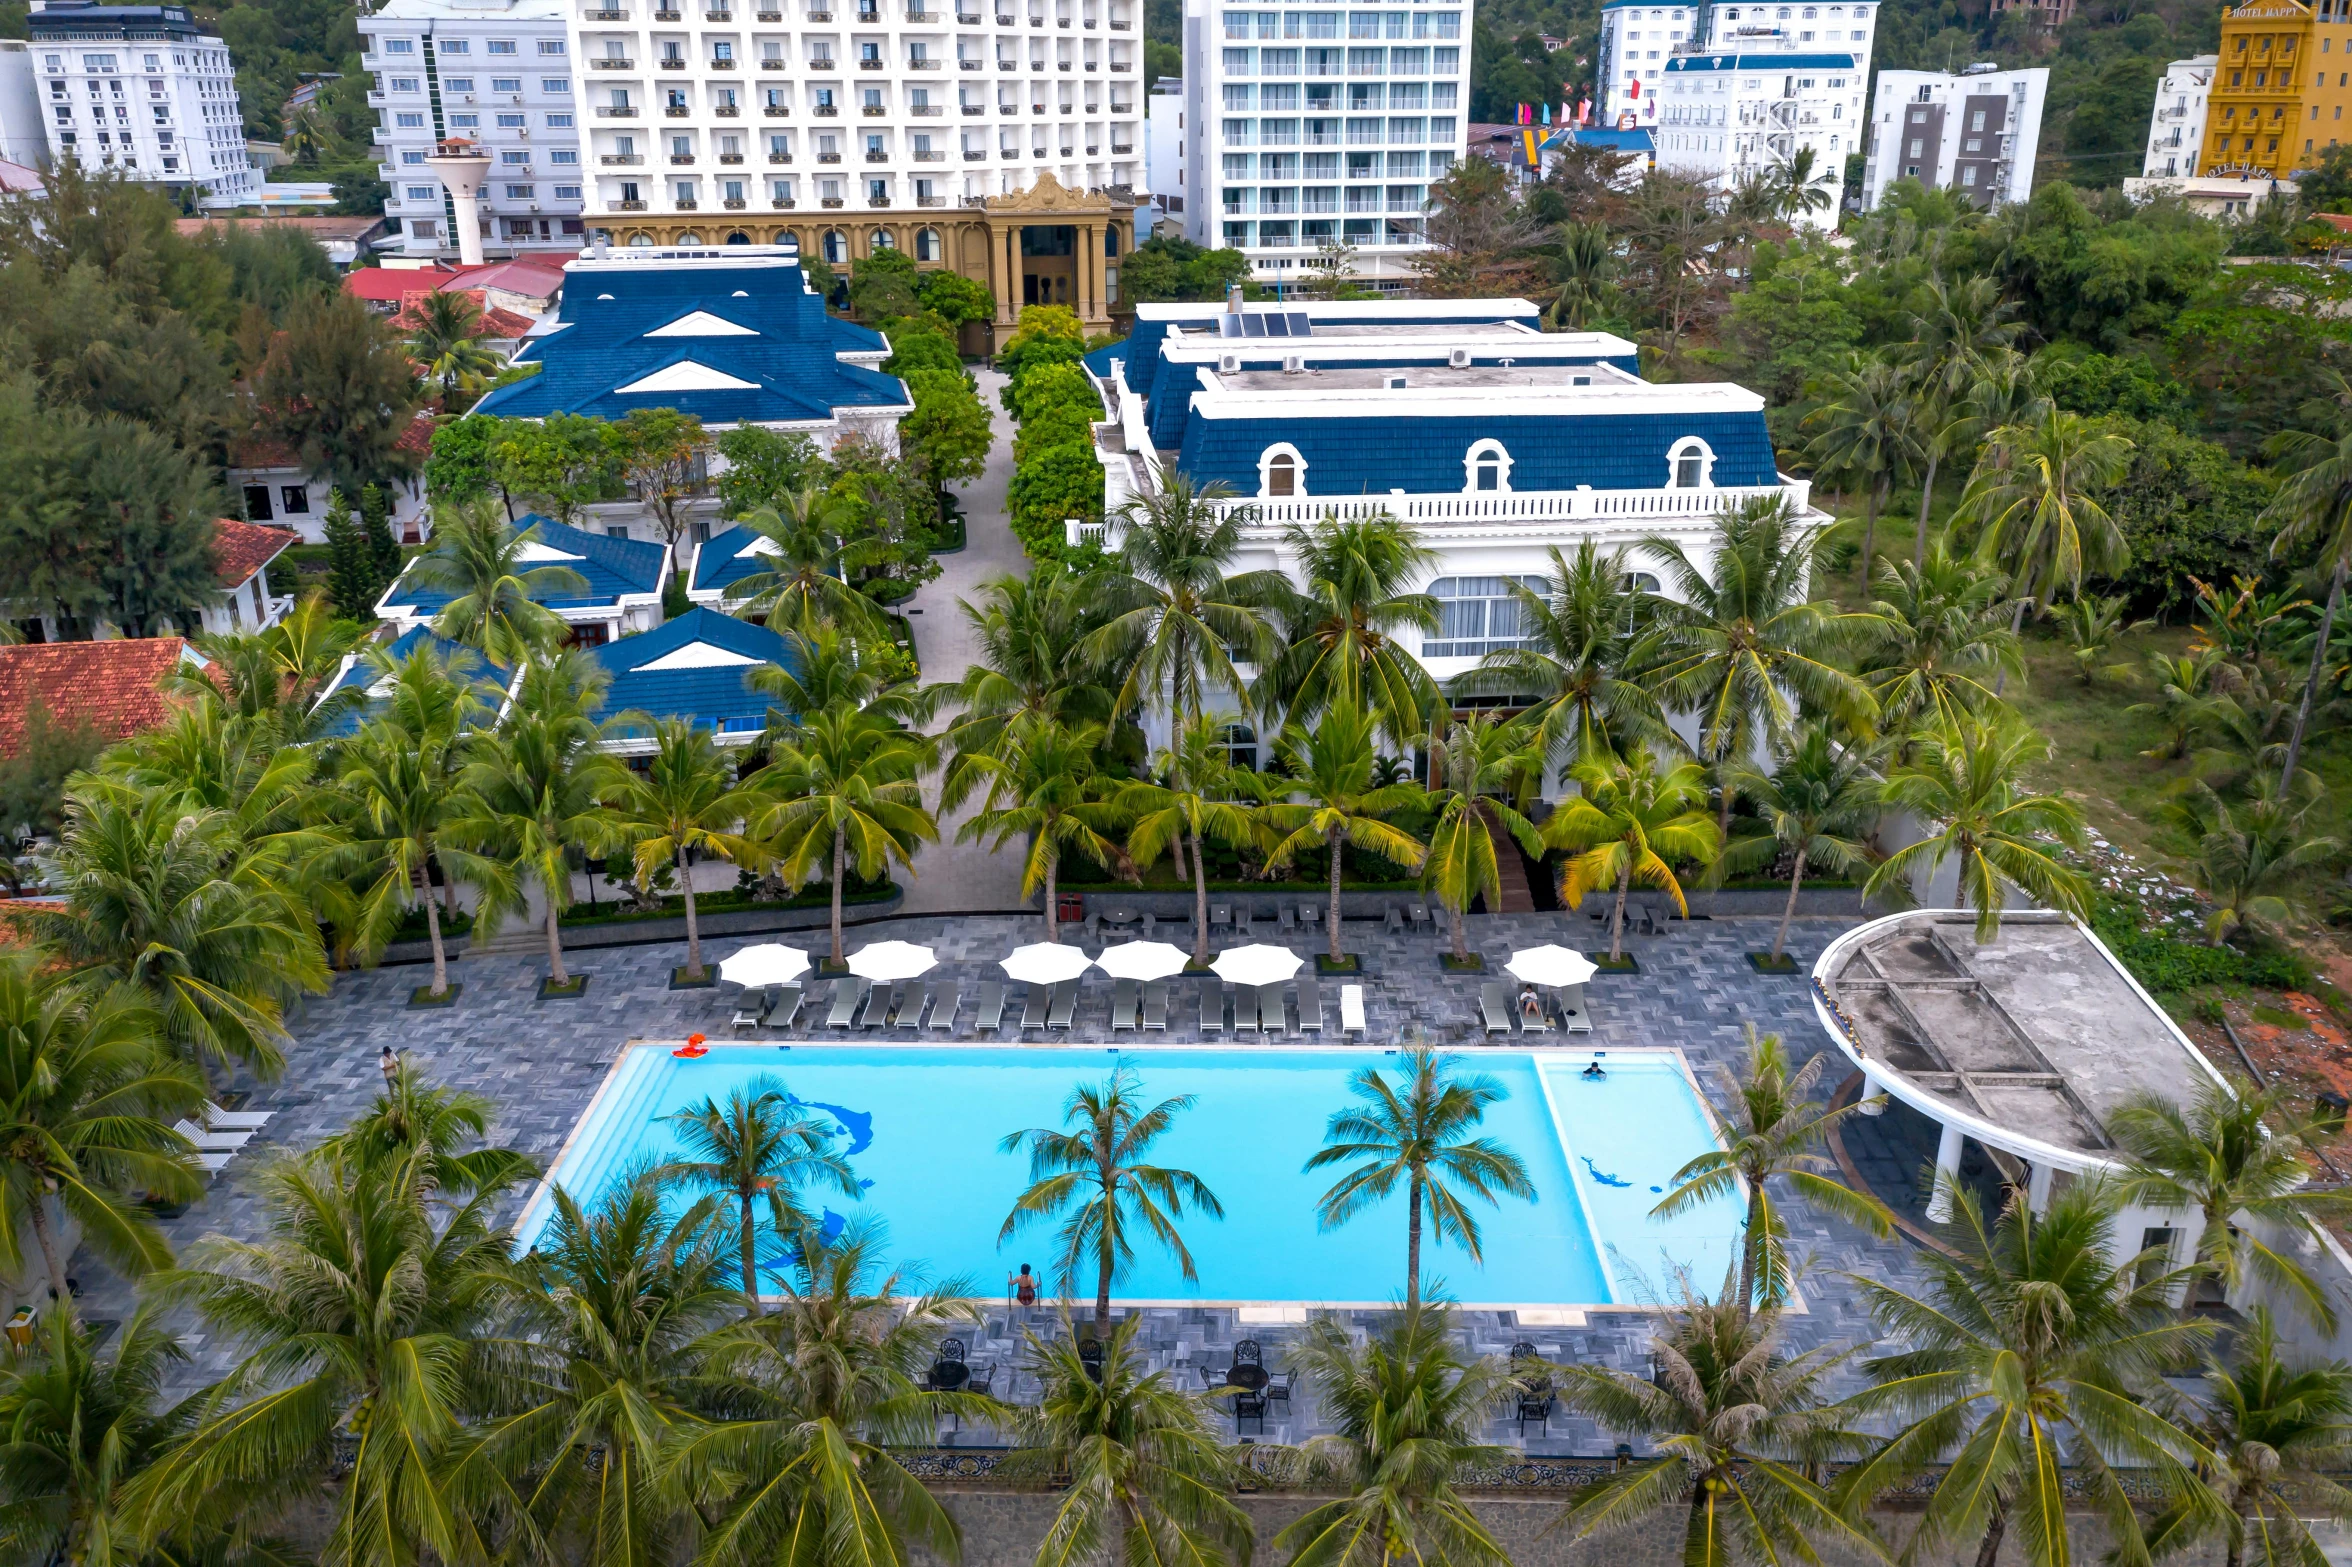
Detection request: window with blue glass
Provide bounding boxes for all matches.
[1423,576,1543,658]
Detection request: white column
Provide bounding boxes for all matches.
[1858,1069,1888,1116]
[2027,1161,2054,1216]
[1924,1121,1964,1224]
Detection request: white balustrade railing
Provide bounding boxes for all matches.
[1197,481,1808,530]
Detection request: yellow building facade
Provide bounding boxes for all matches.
[2206,0,2352,179]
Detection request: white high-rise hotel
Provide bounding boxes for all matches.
[1180,0,1469,287]
[361,0,587,261]
[28,0,257,205]
[1595,0,1874,124]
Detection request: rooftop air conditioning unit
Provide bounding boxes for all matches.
[1282,353,1303,373]
[1447,346,1469,367]
[1217,352,1238,373]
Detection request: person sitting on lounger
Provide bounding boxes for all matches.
[1518,985,1543,1026]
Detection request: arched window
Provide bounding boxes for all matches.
[625,230,655,247]
[915,226,942,261]
[1257,443,1307,497]
[1105,223,1121,257]
[822,228,849,264]
[1618,570,1663,594]
[1463,439,1514,494]
[1669,437,1714,488]
[724,229,751,244]
[677,230,704,245]
[1425,577,1547,658]
[869,226,896,251]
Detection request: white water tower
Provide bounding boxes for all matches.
[423,137,493,266]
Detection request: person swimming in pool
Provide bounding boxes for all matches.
[1581,1054,1607,1079]
[1012,1264,1037,1307]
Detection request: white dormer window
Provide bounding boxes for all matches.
[1669,436,1716,488]
[1464,438,1513,494]
[1259,443,1307,497]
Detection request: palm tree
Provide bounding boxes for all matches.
[1765,143,1834,223]
[1449,542,1671,783]
[1953,407,2134,637]
[407,500,588,665]
[36,793,328,1089]
[1721,728,1878,964]
[451,653,629,988]
[0,1305,199,1567]
[1903,275,2027,562]
[605,718,759,981]
[1864,714,2091,943]
[2109,1081,2352,1329]
[408,289,500,403]
[1550,1295,1877,1567]
[2052,591,2149,686]
[329,1057,535,1197]
[951,717,1125,946]
[2262,422,2352,791]
[1263,704,1428,966]
[748,623,929,730]
[1804,353,1918,589]
[1856,546,2022,736]
[1084,466,1284,727]
[1545,745,1722,963]
[1653,1026,1892,1318]
[2153,1306,2352,1567]
[1118,718,1270,969]
[724,485,887,635]
[2129,649,2225,762]
[1420,713,1542,967]
[1000,1311,1254,1567]
[0,953,201,1312]
[1264,513,1441,739]
[1304,1046,1534,1312]
[126,1147,524,1567]
[999,1063,1223,1342]
[751,705,934,968]
[1545,220,1616,331]
[1645,497,1875,827]
[339,715,512,1001]
[1272,1306,1516,1567]
[1833,1179,2217,1567]
[661,1076,863,1306]
[455,1176,738,1567]
[2158,781,2340,946]
[664,1221,984,1567]
[929,562,1116,796]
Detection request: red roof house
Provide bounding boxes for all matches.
[0,640,209,759]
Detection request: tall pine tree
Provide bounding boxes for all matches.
[361,482,402,590]
[324,488,377,620]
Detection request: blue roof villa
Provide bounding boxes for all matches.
[310,628,519,741]
[587,607,801,755]
[376,515,671,648]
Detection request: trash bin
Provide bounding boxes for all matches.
[2318,1091,2349,1136]
[1056,892,1085,926]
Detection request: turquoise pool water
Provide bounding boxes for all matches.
[517,1045,1741,1307]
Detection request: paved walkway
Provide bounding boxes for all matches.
[76,907,1930,1446]
[899,364,1031,917]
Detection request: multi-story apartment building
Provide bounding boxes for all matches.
[564,0,1142,340]
[1178,0,1469,289]
[2203,0,2350,180]
[1860,64,2047,210]
[2141,53,2216,176]
[361,0,587,260]
[26,0,256,203]
[1652,51,1862,224]
[1145,69,1181,207]
[1596,0,1875,126]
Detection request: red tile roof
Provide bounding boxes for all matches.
[392,288,537,341]
[0,640,202,759]
[212,518,297,587]
[2313,213,2352,235]
[446,257,571,299]
[345,264,458,303]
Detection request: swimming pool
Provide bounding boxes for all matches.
[517,1044,1742,1309]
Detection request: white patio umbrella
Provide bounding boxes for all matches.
[717,942,811,989]
[1506,944,1598,988]
[1210,943,1303,987]
[1001,941,1095,986]
[847,939,938,982]
[1092,940,1191,982]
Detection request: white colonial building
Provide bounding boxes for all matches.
[1595,0,1875,129]
[1861,64,2048,210]
[27,0,256,203]
[1652,51,1860,224]
[1178,0,1468,288]
[2140,53,2216,179]
[1085,296,1824,788]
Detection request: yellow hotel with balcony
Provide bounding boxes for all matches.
[2206,0,2352,178]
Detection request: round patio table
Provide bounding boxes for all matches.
[1225,1364,1269,1392]
[929,1361,970,1390]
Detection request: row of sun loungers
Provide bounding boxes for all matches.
[1477,981,1593,1037]
[172,1100,274,1178]
[729,978,1375,1038]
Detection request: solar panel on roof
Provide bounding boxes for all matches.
[1289,310,1313,336]
[1242,315,1268,338]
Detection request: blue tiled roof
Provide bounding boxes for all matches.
[314,628,513,739]
[1175,410,1780,494]
[383,514,667,619]
[688,523,781,598]
[473,256,910,426]
[592,606,800,739]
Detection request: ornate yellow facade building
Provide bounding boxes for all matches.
[2206,0,2352,178]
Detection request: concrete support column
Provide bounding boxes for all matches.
[1924,1121,1965,1224]
[2027,1161,2055,1216]
[1858,1069,1888,1116]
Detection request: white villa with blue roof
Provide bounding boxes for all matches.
[376,515,672,650]
[1086,295,1825,784]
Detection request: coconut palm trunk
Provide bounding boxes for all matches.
[829,826,847,967]
[1405,1173,1424,1310]
[421,874,451,998]
[1189,827,1211,967]
[2281,553,2346,792]
[1325,826,1345,964]
[1045,850,1062,944]
[1772,854,1806,963]
[1974,1508,2007,1567]
[1856,480,1882,591]
[1608,858,1633,962]
[1914,449,1941,565]
[27,1187,69,1308]
[1094,1151,1116,1341]
[738,1185,763,1306]
[545,896,571,987]
[677,844,704,979]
